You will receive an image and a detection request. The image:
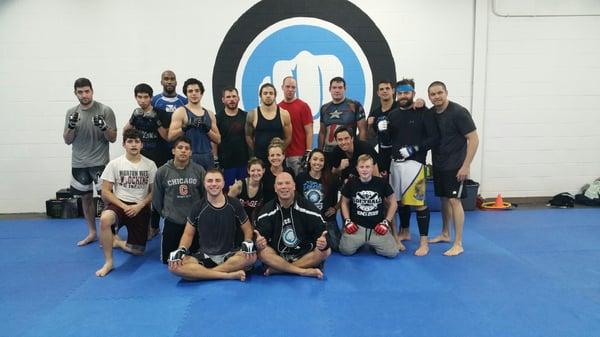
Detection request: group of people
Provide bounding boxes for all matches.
[63,70,478,281]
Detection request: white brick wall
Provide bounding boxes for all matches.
[0,0,598,212]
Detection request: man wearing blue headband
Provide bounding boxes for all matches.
[387,79,439,256]
[427,81,478,256]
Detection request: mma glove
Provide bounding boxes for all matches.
[93,115,108,131]
[241,240,256,254]
[374,219,390,236]
[398,145,418,160]
[68,112,79,129]
[301,150,311,169]
[168,247,188,262]
[213,157,220,169]
[193,118,210,133]
[344,218,358,235]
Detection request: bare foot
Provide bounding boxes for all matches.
[414,244,429,256]
[228,270,246,281]
[397,240,406,251]
[95,262,114,277]
[263,267,281,276]
[77,234,97,246]
[398,229,411,241]
[429,234,451,244]
[301,268,324,279]
[147,227,160,241]
[443,245,464,256]
[113,235,125,249]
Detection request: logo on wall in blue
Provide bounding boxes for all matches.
[213,0,396,124]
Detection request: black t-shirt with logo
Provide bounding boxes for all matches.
[341,176,393,229]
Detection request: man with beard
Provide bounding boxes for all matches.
[168,78,221,170]
[388,79,439,256]
[63,77,117,247]
[214,86,250,188]
[318,77,367,166]
[245,83,292,163]
[331,127,380,182]
[427,81,478,256]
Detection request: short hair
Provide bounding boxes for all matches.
[204,168,225,180]
[259,83,277,97]
[221,86,238,96]
[183,78,205,96]
[329,76,346,88]
[281,76,295,85]
[428,81,447,92]
[123,129,141,142]
[134,83,153,97]
[396,78,415,89]
[334,127,353,139]
[172,136,192,149]
[268,137,285,154]
[247,157,265,170]
[377,79,395,88]
[74,78,92,91]
[357,154,374,164]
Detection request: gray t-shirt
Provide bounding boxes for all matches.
[64,101,117,168]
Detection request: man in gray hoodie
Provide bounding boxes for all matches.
[153,136,206,263]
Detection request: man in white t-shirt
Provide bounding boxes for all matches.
[95,129,157,277]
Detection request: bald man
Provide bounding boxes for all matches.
[255,172,331,279]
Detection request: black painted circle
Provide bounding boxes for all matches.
[212,0,396,112]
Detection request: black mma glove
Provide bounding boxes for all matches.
[241,240,256,254]
[93,115,108,131]
[68,112,79,129]
[168,247,188,262]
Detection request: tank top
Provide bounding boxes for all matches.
[238,178,263,222]
[254,106,283,162]
[184,107,212,155]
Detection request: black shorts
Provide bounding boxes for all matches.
[378,147,392,173]
[161,219,200,264]
[433,168,466,199]
[105,201,151,250]
[70,166,105,194]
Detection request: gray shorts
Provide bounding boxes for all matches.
[286,156,303,176]
[339,226,398,258]
[70,166,105,194]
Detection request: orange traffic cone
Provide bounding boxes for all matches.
[480,193,512,210]
[495,194,504,207]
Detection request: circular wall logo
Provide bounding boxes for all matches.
[213,0,396,125]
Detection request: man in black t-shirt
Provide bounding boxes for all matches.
[427,81,479,257]
[214,86,249,188]
[339,154,398,257]
[367,80,397,172]
[168,169,256,281]
[331,127,380,181]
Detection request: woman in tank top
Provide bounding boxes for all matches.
[228,157,265,224]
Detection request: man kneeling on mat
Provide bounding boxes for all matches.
[96,129,157,277]
[255,172,331,279]
[168,169,256,281]
[339,154,398,258]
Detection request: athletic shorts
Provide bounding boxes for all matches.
[339,226,398,258]
[378,147,392,174]
[433,168,466,199]
[191,251,236,269]
[285,156,303,176]
[192,153,214,171]
[278,243,314,263]
[223,166,247,189]
[105,201,150,250]
[390,160,426,206]
[70,166,105,195]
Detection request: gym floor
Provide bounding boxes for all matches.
[1,207,599,337]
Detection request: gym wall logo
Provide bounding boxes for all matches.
[212,0,396,127]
